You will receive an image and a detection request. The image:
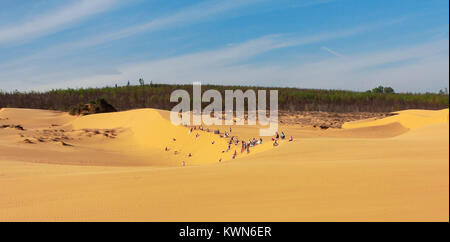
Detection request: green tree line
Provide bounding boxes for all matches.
[0,83,448,113]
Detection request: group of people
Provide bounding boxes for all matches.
[188,125,217,134]
[225,136,261,156]
[176,125,294,166]
[226,135,264,159]
[241,137,263,152]
[272,131,294,147]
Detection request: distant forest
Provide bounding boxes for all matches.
[0,82,448,113]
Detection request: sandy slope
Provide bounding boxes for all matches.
[0,108,448,221]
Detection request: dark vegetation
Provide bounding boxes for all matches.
[68,98,117,116]
[368,85,395,94]
[0,82,448,113]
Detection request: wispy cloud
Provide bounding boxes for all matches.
[0,0,263,69]
[18,23,396,90]
[68,0,339,49]
[35,0,262,51]
[321,46,345,57]
[55,12,403,59]
[95,0,260,43]
[0,17,390,73]
[0,1,447,93]
[276,39,449,91]
[34,36,447,93]
[0,0,118,45]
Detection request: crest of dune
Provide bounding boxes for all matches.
[342,109,449,130]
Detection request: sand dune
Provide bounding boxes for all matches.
[343,109,449,130]
[71,109,273,166]
[0,108,448,221]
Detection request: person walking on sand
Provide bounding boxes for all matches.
[247,144,250,154]
[241,141,246,153]
[232,150,237,159]
[281,131,285,139]
[182,161,186,166]
[289,136,293,141]
[273,140,279,147]
[275,132,279,139]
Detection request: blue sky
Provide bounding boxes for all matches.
[0,0,448,92]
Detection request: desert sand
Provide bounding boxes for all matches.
[0,107,448,221]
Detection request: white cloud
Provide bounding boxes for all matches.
[98,0,260,42]
[43,0,260,51]
[0,0,118,44]
[65,0,337,48]
[321,46,345,57]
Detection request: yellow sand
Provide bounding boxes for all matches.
[0,108,448,221]
[70,109,273,165]
[343,109,449,130]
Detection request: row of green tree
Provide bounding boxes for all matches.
[0,83,448,113]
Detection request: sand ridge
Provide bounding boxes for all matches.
[342,109,449,130]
